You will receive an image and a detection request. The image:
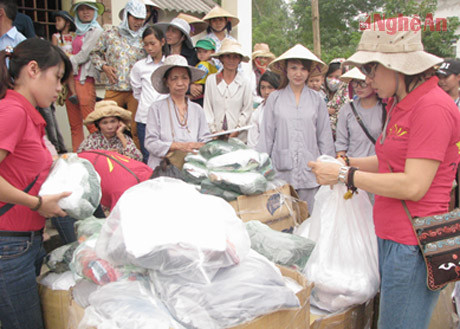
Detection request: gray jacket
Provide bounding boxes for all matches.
[70,27,103,84]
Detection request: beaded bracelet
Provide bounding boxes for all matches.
[343,167,358,200]
[31,196,42,211]
[336,154,350,166]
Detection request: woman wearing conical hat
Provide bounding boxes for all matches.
[202,5,239,54]
[256,44,335,213]
[309,16,460,329]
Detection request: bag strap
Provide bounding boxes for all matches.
[166,98,176,142]
[350,101,376,145]
[381,102,387,130]
[0,174,40,217]
[83,150,140,183]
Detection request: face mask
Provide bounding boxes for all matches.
[326,77,340,92]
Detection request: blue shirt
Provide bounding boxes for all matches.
[0,26,26,50]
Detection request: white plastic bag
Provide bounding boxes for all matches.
[301,155,379,312]
[39,153,101,219]
[95,177,251,283]
[78,281,184,329]
[39,271,76,290]
[150,250,300,329]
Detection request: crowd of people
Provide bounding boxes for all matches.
[0,0,460,328]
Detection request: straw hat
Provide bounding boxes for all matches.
[202,6,239,27]
[210,39,250,62]
[176,13,208,36]
[118,0,162,21]
[252,43,275,60]
[150,55,206,94]
[84,101,132,126]
[70,0,105,17]
[155,18,193,49]
[269,44,327,76]
[343,16,442,75]
[340,67,366,83]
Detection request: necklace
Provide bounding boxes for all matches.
[172,98,188,128]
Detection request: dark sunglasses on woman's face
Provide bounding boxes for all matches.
[351,80,368,88]
[360,62,379,78]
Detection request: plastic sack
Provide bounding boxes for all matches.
[75,216,105,242]
[151,158,184,180]
[39,271,76,290]
[151,250,300,329]
[200,178,241,201]
[301,155,379,312]
[95,177,251,283]
[209,171,267,195]
[39,153,101,220]
[207,149,266,172]
[184,152,207,166]
[79,281,184,329]
[45,241,79,273]
[199,138,247,159]
[71,234,147,285]
[182,162,208,184]
[72,279,99,308]
[245,220,315,270]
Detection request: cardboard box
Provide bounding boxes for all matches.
[310,298,375,329]
[38,282,72,329]
[67,266,312,329]
[229,184,309,232]
[428,283,459,329]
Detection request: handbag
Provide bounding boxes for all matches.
[388,158,460,291]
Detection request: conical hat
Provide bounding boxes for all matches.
[176,13,208,36]
[340,67,366,83]
[202,6,239,27]
[269,44,327,76]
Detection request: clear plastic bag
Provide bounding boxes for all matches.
[78,281,184,329]
[150,250,300,329]
[39,271,76,290]
[199,138,247,159]
[45,241,79,273]
[75,216,105,242]
[184,153,207,166]
[200,178,241,201]
[95,177,251,283]
[245,220,315,270]
[39,153,101,220]
[207,149,266,172]
[182,162,208,184]
[301,155,379,312]
[208,171,267,195]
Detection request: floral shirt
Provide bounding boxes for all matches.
[326,81,350,139]
[77,131,142,161]
[90,25,146,91]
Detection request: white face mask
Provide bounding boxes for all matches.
[326,77,340,92]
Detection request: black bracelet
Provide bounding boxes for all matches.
[347,167,358,189]
[31,196,42,211]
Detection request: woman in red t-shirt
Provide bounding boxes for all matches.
[308,17,460,329]
[0,38,72,329]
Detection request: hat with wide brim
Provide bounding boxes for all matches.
[70,0,105,17]
[202,6,239,28]
[151,54,206,94]
[252,43,276,60]
[118,0,162,20]
[340,67,366,83]
[210,39,249,62]
[84,100,132,126]
[155,18,193,49]
[269,44,327,77]
[343,16,442,75]
[53,11,76,29]
[176,13,208,36]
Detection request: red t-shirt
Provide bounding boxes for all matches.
[374,77,460,245]
[0,90,52,231]
[78,150,153,210]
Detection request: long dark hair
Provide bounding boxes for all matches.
[257,71,280,96]
[0,38,72,99]
[142,25,167,57]
[206,17,232,34]
[278,59,312,89]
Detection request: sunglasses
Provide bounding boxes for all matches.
[351,80,368,88]
[360,62,379,78]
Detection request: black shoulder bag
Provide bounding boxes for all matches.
[0,175,39,216]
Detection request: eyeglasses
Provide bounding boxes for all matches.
[351,80,368,88]
[360,62,379,78]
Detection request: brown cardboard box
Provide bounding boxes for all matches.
[309,298,375,329]
[38,282,72,329]
[229,184,309,232]
[428,283,459,329]
[67,266,312,329]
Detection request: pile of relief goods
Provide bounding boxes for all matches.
[182,138,277,201]
[40,177,309,329]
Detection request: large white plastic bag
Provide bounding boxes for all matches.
[39,153,101,220]
[95,177,251,283]
[150,250,300,329]
[78,281,184,329]
[207,149,266,172]
[301,155,379,313]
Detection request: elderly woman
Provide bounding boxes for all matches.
[77,100,142,161]
[90,0,147,148]
[203,39,253,140]
[145,55,210,169]
[308,16,460,329]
